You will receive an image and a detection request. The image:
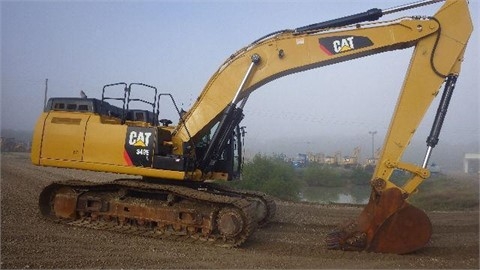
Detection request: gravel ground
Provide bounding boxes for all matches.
[1,152,478,269]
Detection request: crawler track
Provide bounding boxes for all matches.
[38,179,275,247]
[205,182,277,227]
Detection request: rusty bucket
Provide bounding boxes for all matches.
[326,187,432,254]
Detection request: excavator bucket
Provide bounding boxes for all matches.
[326,187,432,254]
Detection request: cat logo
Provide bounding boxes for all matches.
[124,127,154,167]
[128,131,152,147]
[319,35,373,56]
[333,37,355,53]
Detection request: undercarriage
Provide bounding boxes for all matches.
[39,179,276,247]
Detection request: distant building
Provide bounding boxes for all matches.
[464,153,480,174]
[324,156,336,165]
[341,147,360,168]
[429,163,441,174]
[307,152,325,164]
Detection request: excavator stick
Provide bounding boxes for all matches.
[326,188,432,254]
[325,0,472,254]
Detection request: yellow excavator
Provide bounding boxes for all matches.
[31,0,473,254]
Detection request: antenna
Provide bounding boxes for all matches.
[44,78,48,109]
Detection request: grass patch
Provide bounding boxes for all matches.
[409,175,479,211]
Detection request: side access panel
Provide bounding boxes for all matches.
[82,116,132,166]
[40,111,90,161]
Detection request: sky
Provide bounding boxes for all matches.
[1,0,479,165]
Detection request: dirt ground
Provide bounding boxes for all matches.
[1,152,478,269]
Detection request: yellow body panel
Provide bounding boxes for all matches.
[39,111,90,161]
[38,157,187,180]
[82,116,128,165]
[31,112,188,181]
[30,112,47,165]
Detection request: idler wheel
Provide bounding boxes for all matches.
[250,197,268,224]
[217,207,244,238]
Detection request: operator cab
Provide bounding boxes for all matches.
[45,83,168,127]
[45,97,157,125]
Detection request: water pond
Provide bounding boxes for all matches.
[300,185,371,204]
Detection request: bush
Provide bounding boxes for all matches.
[303,163,345,187]
[228,154,301,200]
[347,167,371,186]
[301,164,371,187]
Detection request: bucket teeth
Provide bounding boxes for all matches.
[345,232,367,250]
[325,224,366,251]
[326,220,364,251]
[325,231,341,249]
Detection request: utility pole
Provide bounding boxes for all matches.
[368,131,377,159]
